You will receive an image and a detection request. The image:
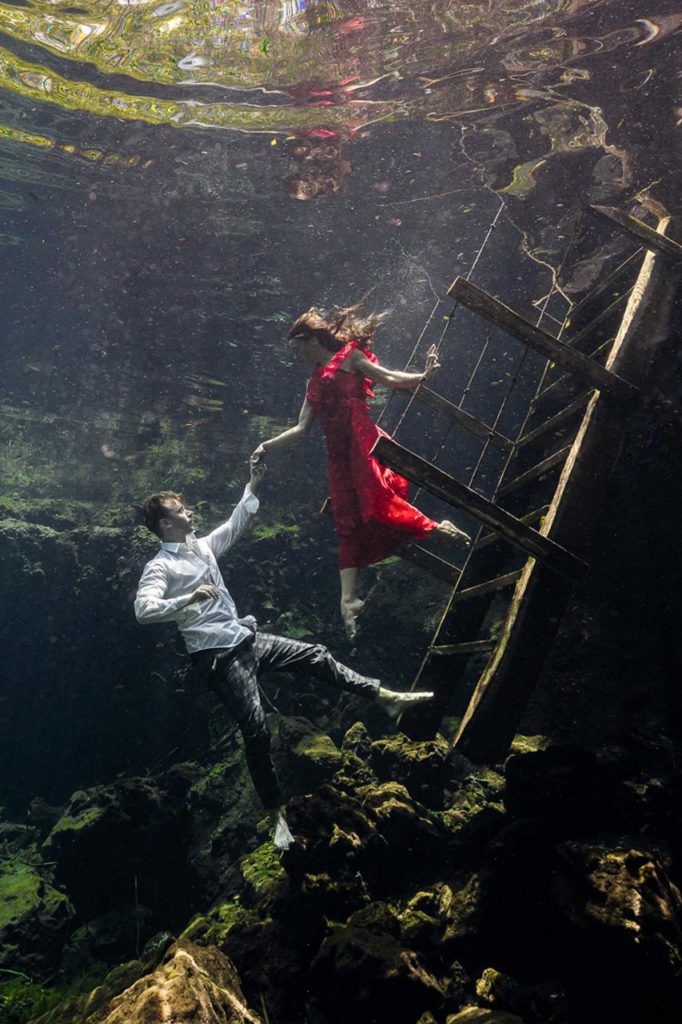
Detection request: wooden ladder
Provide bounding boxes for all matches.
[373,205,681,762]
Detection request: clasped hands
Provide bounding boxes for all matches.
[420,345,441,383]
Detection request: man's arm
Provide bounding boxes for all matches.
[134,560,194,624]
[204,463,265,559]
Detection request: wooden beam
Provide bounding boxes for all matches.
[372,435,586,578]
[429,639,496,656]
[498,445,571,498]
[453,570,522,602]
[400,543,461,586]
[476,506,550,550]
[589,205,682,261]
[448,277,638,402]
[517,394,591,448]
[413,386,514,454]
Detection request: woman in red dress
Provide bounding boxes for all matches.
[253,305,470,638]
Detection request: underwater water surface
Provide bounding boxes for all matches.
[0,0,678,509]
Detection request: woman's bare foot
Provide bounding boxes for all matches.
[340,597,365,640]
[437,520,471,548]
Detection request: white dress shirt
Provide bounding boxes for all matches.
[134,485,259,653]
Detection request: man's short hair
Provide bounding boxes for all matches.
[141,491,183,537]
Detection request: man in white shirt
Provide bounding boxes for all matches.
[135,459,432,849]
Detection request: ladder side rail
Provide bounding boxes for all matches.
[454,216,677,762]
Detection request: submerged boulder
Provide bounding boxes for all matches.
[43,766,198,925]
[0,859,74,973]
[552,837,682,1017]
[274,715,344,793]
[368,732,469,809]
[33,939,260,1024]
[310,923,444,1023]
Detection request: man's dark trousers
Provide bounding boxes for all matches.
[193,632,380,808]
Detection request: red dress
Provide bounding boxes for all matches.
[306,341,437,569]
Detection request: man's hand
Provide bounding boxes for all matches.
[187,584,219,605]
[249,455,267,496]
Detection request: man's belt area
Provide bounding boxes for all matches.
[191,633,254,674]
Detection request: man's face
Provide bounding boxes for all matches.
[159,498,194,539]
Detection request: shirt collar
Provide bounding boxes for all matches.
[160,531,196,553]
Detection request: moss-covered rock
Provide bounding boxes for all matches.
[32,939,259,1024]
[43,768,197,927]
[369,733,461,809]
[346,901,401,938]
[187,750,263,904]
[440,769,506,854]
[181,900,258,950]
[551,837,682,1020]
[274,716,344,794]
[0,976,65,1023]
[341,722,373,761]
[0,859,74,974]
[239,843,287,905]
[310,923,445,1023]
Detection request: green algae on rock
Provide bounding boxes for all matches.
[0,860,74,975]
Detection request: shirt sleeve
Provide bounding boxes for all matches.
[203,485,260,559]
[134,560,191,624]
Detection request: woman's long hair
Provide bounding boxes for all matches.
[288,301,389,351]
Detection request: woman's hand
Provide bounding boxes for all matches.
[249,457,267,495]
[251,443,266,464]
[422,345,441,382]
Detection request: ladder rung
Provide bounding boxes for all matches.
[414,386,514,454]
[400,543,462,586]
[569,249,642,318]
[429,639,496,656]
[372,435,586,578]
[448,277,638,401]
[517,394,591,449]
[454,570,523,603]
[564,288,633,351]
[476,505,550,550]
[534,336,616,404]
[498,445,571,497]
[588,205,682,261]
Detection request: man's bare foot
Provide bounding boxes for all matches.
[377,687,435,720]
[437,520,471,548]
[341,597,365,640]
[268,806,295,851]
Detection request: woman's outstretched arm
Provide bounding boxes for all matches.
[253,397,316,460]
[350,344,440,389]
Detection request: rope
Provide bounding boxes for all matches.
[374,196,506,439]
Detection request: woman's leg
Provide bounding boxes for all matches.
[340,566,364,639]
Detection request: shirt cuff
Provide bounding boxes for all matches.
[242,484,260,512]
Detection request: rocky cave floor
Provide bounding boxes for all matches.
[2,709,682,1024]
